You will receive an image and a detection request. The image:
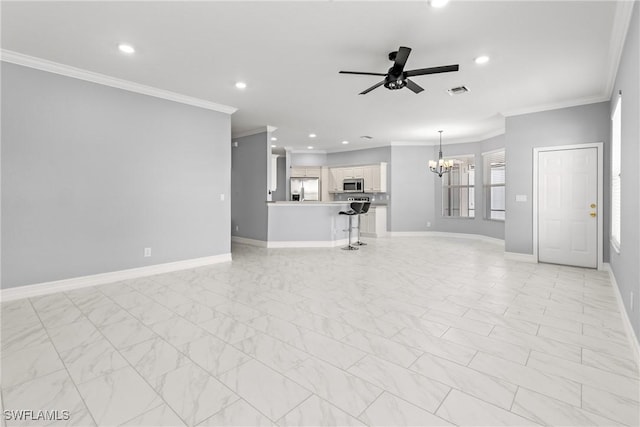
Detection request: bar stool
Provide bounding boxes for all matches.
[354,202,371,246]
[339,202,364,251]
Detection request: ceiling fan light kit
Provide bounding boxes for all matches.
[339,46,459,95]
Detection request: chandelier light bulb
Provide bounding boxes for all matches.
[429,130,453,177]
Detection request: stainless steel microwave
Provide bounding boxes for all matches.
[343,178,364,193]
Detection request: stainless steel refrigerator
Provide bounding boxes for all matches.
[290,177,320,201]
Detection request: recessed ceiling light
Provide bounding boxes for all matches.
[309,133,317,138]
[342,140,349,145]
[475,55,490,64]
[429,0,449,8]
[271,137,277,141]
[271,144,276,148]
[307,146,314,149]
[235,82,247,89]
[118,43,135,54]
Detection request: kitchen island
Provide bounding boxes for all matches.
[266,201,351,248]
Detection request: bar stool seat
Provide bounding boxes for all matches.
[339,202,364,251]
[354,202,371,246]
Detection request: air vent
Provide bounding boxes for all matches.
[360,135,373,140]
[447,85,470,96]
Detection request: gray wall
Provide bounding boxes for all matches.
[504,102,611,257]
[231,132,269,241]
[608,2,639,340]
[271,156,287,202]
[290,152,327,167]
[1,62,232,289]
[389,146,434,232]
[327,146,391,167]
[389,136,506,240]
[431,135,506,240]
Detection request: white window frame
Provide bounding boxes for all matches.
[441,154,475,218]
[482,149,506,221]
[611,93,622,253]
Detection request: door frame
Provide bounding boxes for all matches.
[533,142,604,270]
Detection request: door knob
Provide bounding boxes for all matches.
[590,203,596,208]
[590,212,597,217]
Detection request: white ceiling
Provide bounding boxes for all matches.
[1,1,631,151]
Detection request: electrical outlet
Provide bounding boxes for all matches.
[144,247,151,257]
[427,222,431,227]
[220,193,225,201]
[631,291,634,311]
[235,225,239,232]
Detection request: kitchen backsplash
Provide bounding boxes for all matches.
[332,192,389,205]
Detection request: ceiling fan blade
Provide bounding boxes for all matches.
[405,64,459,77]
[339,71,387,76]
[359,80,385,95]
[405,79,424,94]
[393,46,412,72]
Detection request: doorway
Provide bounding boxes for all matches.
[533,143,603,269]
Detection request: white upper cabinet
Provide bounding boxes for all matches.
[371,162,387,193]
[328,162,387,193]
[363,167,374,192]
[291,166,321,178]
[329,168,343,192]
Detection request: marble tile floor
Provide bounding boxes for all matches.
[1,237,639,426]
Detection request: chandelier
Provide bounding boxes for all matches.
[429,130,454,177]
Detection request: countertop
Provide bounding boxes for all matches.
[267,201,350,206]
[268,201,388,207]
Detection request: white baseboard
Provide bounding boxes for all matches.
[0,253,232,302]
[603,263,640,366]
[267,239,349,248]
[388,231,504,246]
[232,236,351,249]
[504,251,538,263]
[231,236,268,247]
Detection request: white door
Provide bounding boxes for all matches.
[538,147,598,268]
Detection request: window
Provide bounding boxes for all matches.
[611,94,621,250]
[483,150,506,220]
[442,155,475,218]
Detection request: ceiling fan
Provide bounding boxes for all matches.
[339,46,459,95]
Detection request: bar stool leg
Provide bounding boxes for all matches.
[342,215,358,250]
[354,213,367,246]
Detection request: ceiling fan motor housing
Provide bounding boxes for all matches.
[384,76,407,90]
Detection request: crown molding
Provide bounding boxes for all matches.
[501,94,609,118]
[388,128,506,148]
[322,142,389,154]
[290,149,327,154]
[604,0,636,99]
[232,126,277,139]
[1,50,237,114]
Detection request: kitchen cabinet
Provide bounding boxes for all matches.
[291,166,321,178]
[359,206,387,237]
[328,168,344,192]
[342,167,364,179]
[328,162,387,193]
[369,162,387,193]
[363,167,374,192]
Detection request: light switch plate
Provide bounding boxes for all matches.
[516,194,527,202]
